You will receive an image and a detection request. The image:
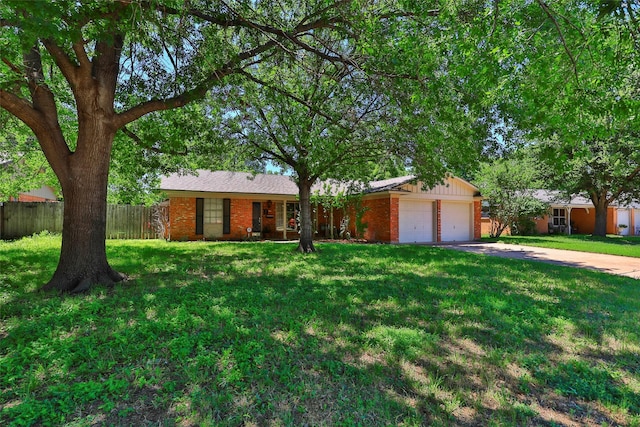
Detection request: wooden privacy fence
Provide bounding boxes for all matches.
[0,202,167,240]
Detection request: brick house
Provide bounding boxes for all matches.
[529,190,640,236]
[6,186,58,202]
[481,189,640,236]
[159,170,483,243]
[0,157,58,202]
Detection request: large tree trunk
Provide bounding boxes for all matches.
[592,196,608,237]
[42,129,125,293]
[296,178,316,253]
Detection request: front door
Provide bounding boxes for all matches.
[252,202,262,232]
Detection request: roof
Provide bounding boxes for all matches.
[159,170,480,197]
[532,190,640,208]
[160,170,299,195]
[367,176,415,193]
[531,190,593,206]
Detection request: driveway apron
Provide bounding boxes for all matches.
[443,242,640,280]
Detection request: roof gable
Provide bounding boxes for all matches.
[368,175,480,196]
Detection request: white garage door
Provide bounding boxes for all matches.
[635,209,640,235]
[441,202,471,242]
[618,209,630,235]
[399,200,433,243]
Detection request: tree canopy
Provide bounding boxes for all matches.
[1,0,435,291]
[474,155,548,238]
[473,0,640,236]
[0,0,496,290]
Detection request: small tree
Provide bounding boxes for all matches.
[475,156,548,238]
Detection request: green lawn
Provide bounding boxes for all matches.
[1,235,639,426]
[485,234,640,258]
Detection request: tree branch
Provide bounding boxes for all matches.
[72,39,91,71]
[253,105,296,165]
[536,0,579,83]
[41,39,80,87]
[120,125,187,155]
[0,89,43,131]
[114,40,277,128]
[238,69,344,125]
[0,89,71,176]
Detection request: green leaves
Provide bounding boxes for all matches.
[474,155,548,238]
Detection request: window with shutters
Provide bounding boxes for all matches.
[204,198,223,224]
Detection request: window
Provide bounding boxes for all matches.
[552,208,566,226]
[204,198,223,224]
[276,202,300,230]
[481,200,491,218]
[196,198,230,235]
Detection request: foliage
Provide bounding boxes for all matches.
[474,156,548,238]
[311,183,369,240]
[0,116,60,200]
[5,0,475,287]
[208,3,491,251]
[470,1,640,236]
[1,236,639,425]
[1,0,494,285]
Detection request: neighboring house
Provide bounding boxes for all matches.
[530,190,637,236]
[0,157,58,202]
[159,170,483,243]
[615,202,640,236]
[6,186,58,202]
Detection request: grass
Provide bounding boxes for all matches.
[1,234,639,426]
[484,234,640,258]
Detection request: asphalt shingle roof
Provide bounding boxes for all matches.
[530,189,593,206]
[160,171,486,197]
[160,170,299,195]
[367,176,415,192]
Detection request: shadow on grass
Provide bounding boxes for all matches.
[1,240,639,426]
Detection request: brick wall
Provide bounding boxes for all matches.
[473,200,482,240]
[15,194,51,202]
[535,206,618,236]
[390,197,399,243]
[170,197,309,241]
[361,196,399,243]
[170,195,480,243]
[169,197,198,240]
[229,199,253,239]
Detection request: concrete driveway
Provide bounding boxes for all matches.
[444,242,640,280]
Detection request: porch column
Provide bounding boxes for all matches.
[315,202,318,236]
[282,200,287,240]
[567,207,572,235]
[330,207,334,239]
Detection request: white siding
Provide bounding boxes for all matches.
[441,202,472,242]
[399,200,434,243]
[618,209,630,235]
[400,177,476,199]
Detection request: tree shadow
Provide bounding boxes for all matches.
[2,241,638,425]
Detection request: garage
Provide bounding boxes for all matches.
[399,199,434,243]
[617,209,630,235]
[441,202,472,242]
